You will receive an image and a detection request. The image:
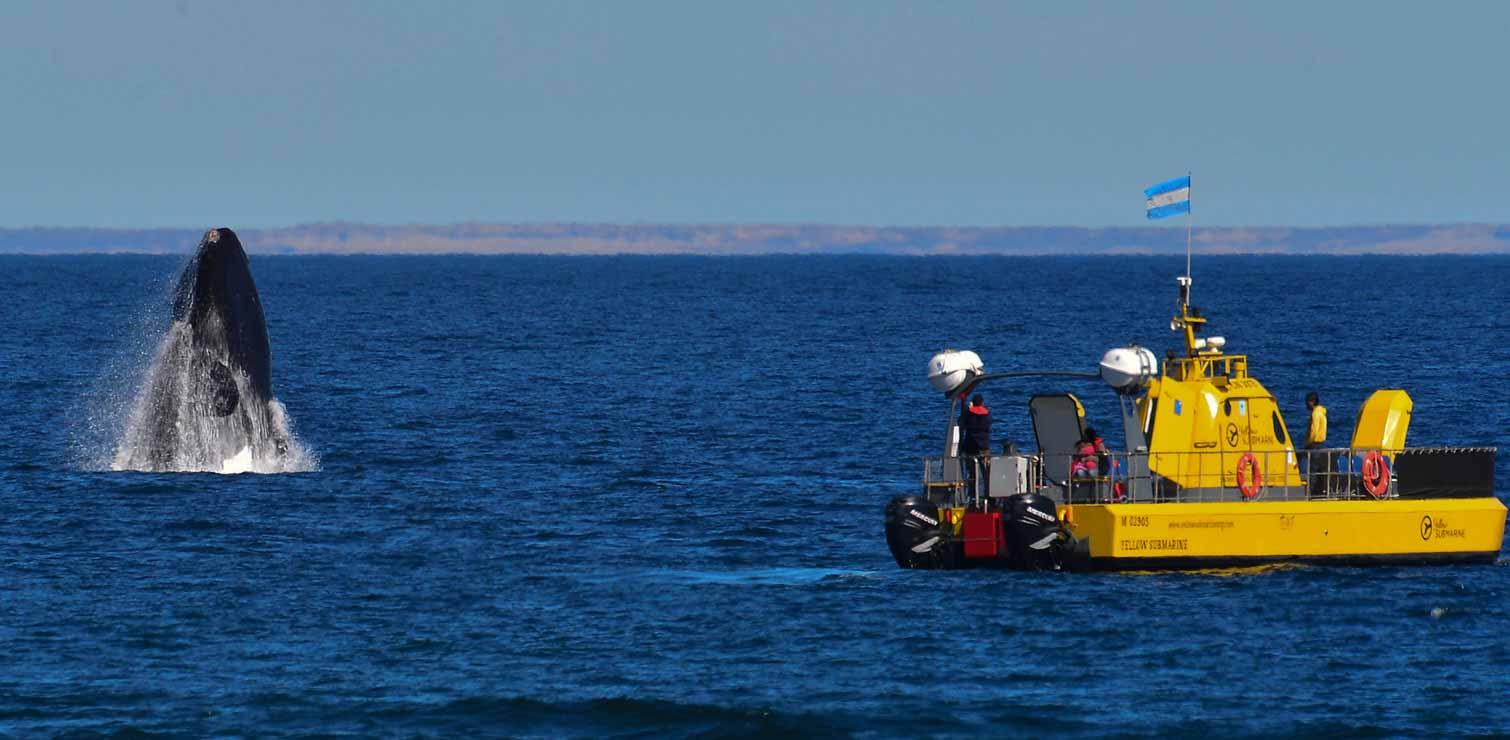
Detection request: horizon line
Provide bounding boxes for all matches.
[4,220,1510,232]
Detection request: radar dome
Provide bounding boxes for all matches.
[1099,346,1157,391]
[928,350,984,393]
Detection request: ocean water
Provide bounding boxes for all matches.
[1,254,1508,737]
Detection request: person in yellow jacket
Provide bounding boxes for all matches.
[1305,391,1329,494]
[1305,392,1328,448]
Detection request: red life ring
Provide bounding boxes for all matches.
[1361,450,1389,498]
[1236,453,1262,500]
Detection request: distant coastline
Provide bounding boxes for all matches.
[4,223,1510,255]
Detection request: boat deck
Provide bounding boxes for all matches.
[923,446,1498,507]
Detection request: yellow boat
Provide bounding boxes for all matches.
[884,275,1505,571]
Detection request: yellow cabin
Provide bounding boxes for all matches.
[1130,283,1302,497]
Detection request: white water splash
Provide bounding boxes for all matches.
[108,321,317,474]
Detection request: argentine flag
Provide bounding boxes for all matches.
[1145,176,1191,220]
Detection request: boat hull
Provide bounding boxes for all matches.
[1062,497,1507,571]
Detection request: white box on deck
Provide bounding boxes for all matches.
[989,455,1030,497]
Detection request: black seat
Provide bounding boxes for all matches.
[1029,394,1086,494]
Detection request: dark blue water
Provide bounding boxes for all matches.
[2,255,1509,737]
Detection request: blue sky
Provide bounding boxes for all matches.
[5,1,1508,228]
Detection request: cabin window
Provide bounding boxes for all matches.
[1223,400,1231,417]
[1272,411,1287,444]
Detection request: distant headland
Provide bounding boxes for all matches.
[4,223,1510,255]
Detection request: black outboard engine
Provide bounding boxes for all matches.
[885,496,948,569]
[1004,492,1064,571]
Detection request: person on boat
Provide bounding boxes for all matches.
[1305,392,1328,449]
[1071,427,1109,478]
[1305,391,1330,495]
[958,393,992,490]
[959,394,992,456]
[1071,427,1122,501]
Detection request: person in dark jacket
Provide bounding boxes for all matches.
[959,394,992,457]
[959,394,992,492]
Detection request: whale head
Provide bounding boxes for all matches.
[170,227,273,403]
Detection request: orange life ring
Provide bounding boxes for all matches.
[1361,450,1389,498]
[1236,453,1262,500]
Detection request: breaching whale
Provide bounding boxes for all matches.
[114,227,296,473]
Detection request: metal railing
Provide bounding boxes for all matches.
[921,446,1495,507]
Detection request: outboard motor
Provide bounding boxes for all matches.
[1004,492,1064,571]
[885,496,948,569]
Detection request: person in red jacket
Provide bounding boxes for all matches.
[1071,427,1111,477]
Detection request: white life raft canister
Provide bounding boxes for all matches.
[928,350,984,393]
[1099,345,1158,390]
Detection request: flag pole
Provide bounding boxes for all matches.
[1184,172,1193,300]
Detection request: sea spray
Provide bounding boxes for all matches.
[110,320,316,474]
[67,256,181,471]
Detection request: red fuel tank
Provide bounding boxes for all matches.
[962,512,1002,559]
